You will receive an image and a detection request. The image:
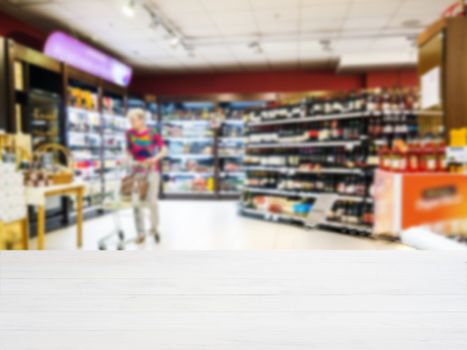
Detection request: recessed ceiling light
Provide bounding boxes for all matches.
[248,41,263,54]
[320,39,332,52]
[122,0,136,17]
[402,19,421,28]
[170,36,181,48]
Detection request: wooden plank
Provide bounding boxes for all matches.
[36,205,45,250]
[445,17,467,133]
[417,18,446,47]
[0,37,7,130]
[1,329,466,350]
[0,252,465,349]
[12,42,61,73]
[1,294,466,313]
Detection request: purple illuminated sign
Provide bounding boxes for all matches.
[44,31,132,87]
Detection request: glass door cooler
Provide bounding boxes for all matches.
[101,93,127,204]
[67,84,103,211]
[161,102,216,197]
[218,101,265,197]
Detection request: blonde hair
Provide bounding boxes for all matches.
[127,108,146,121]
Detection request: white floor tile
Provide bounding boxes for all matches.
[30,201,408,250]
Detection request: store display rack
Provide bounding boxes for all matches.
[5,40,69,232]
[241,88,420,237]
[159,99,265,199]
[65,67,131,216]
[0,39,138,232]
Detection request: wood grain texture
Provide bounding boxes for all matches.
[0,251,466,350]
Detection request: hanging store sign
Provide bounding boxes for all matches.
[44,31,132,87]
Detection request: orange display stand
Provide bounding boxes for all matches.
[374,170,467,238]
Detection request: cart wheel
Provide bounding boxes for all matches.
[118,230,125,241]
[117,243,125,250]
[99,244,106,250]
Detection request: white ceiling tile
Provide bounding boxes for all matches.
[200,0,251,12]
[301,4,349,20]
[255,9,299,25]
[333,39,373,53]
[347,1,401,19]
[259,21,299,35]
[210,12,256,26]
[251,0,301,10]
[397,0,455,16]
[342,18,387,31]
[152,0,205,14]
[219,25,258,36]
[299,40,323,53]
[371,37,412,51]
[301,0,352,5]
[196,46,233,56]
[301,19,343,33]
[3,0,427,72]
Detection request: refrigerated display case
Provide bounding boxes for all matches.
[218,101,265,195]
[161,102,216,197]
[12,56,68,229]
[67,84,104,211]
[101,92,127,204]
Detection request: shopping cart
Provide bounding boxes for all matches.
[97,161,149,250]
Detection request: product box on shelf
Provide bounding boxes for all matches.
[373,170,467,240]
[0,156,28,250]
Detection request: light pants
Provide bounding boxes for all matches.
[132,172,160,237]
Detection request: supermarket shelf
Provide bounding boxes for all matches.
[220,172,245,177]
[223,120,244,125]
[243,187,371,203]
[337,195,372,203]
[248,112,368,127]
[164,120,210,125]
[317,220,373,235]
[164,172,214,176]
[242,187,319,198]
[167,154,214,159]
[219,191,241,195]
[245,140,361,150]
[247,110,418,127]
[69,144,101,149]
[69,130,101,137]
[166,137,213,142]
[164,191,216,196]
[243,166,364,175]
[218,154,244,158]
[240,207,306,224]
[103,113,125,119]
[220,137,244,142]
[68,106,100,115]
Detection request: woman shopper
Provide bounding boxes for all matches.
[126,108,167,244]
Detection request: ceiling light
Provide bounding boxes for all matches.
[320,39,332,52]
[142,2,194,55]
[122,0,136,17]
[248,41,263,54]
[170,36,181,48]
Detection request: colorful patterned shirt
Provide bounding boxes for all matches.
[126,128,165,171]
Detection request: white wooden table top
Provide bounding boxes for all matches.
[0,251,466,350]
[25,181,85,206]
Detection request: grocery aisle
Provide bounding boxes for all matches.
[30,201,408,250]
